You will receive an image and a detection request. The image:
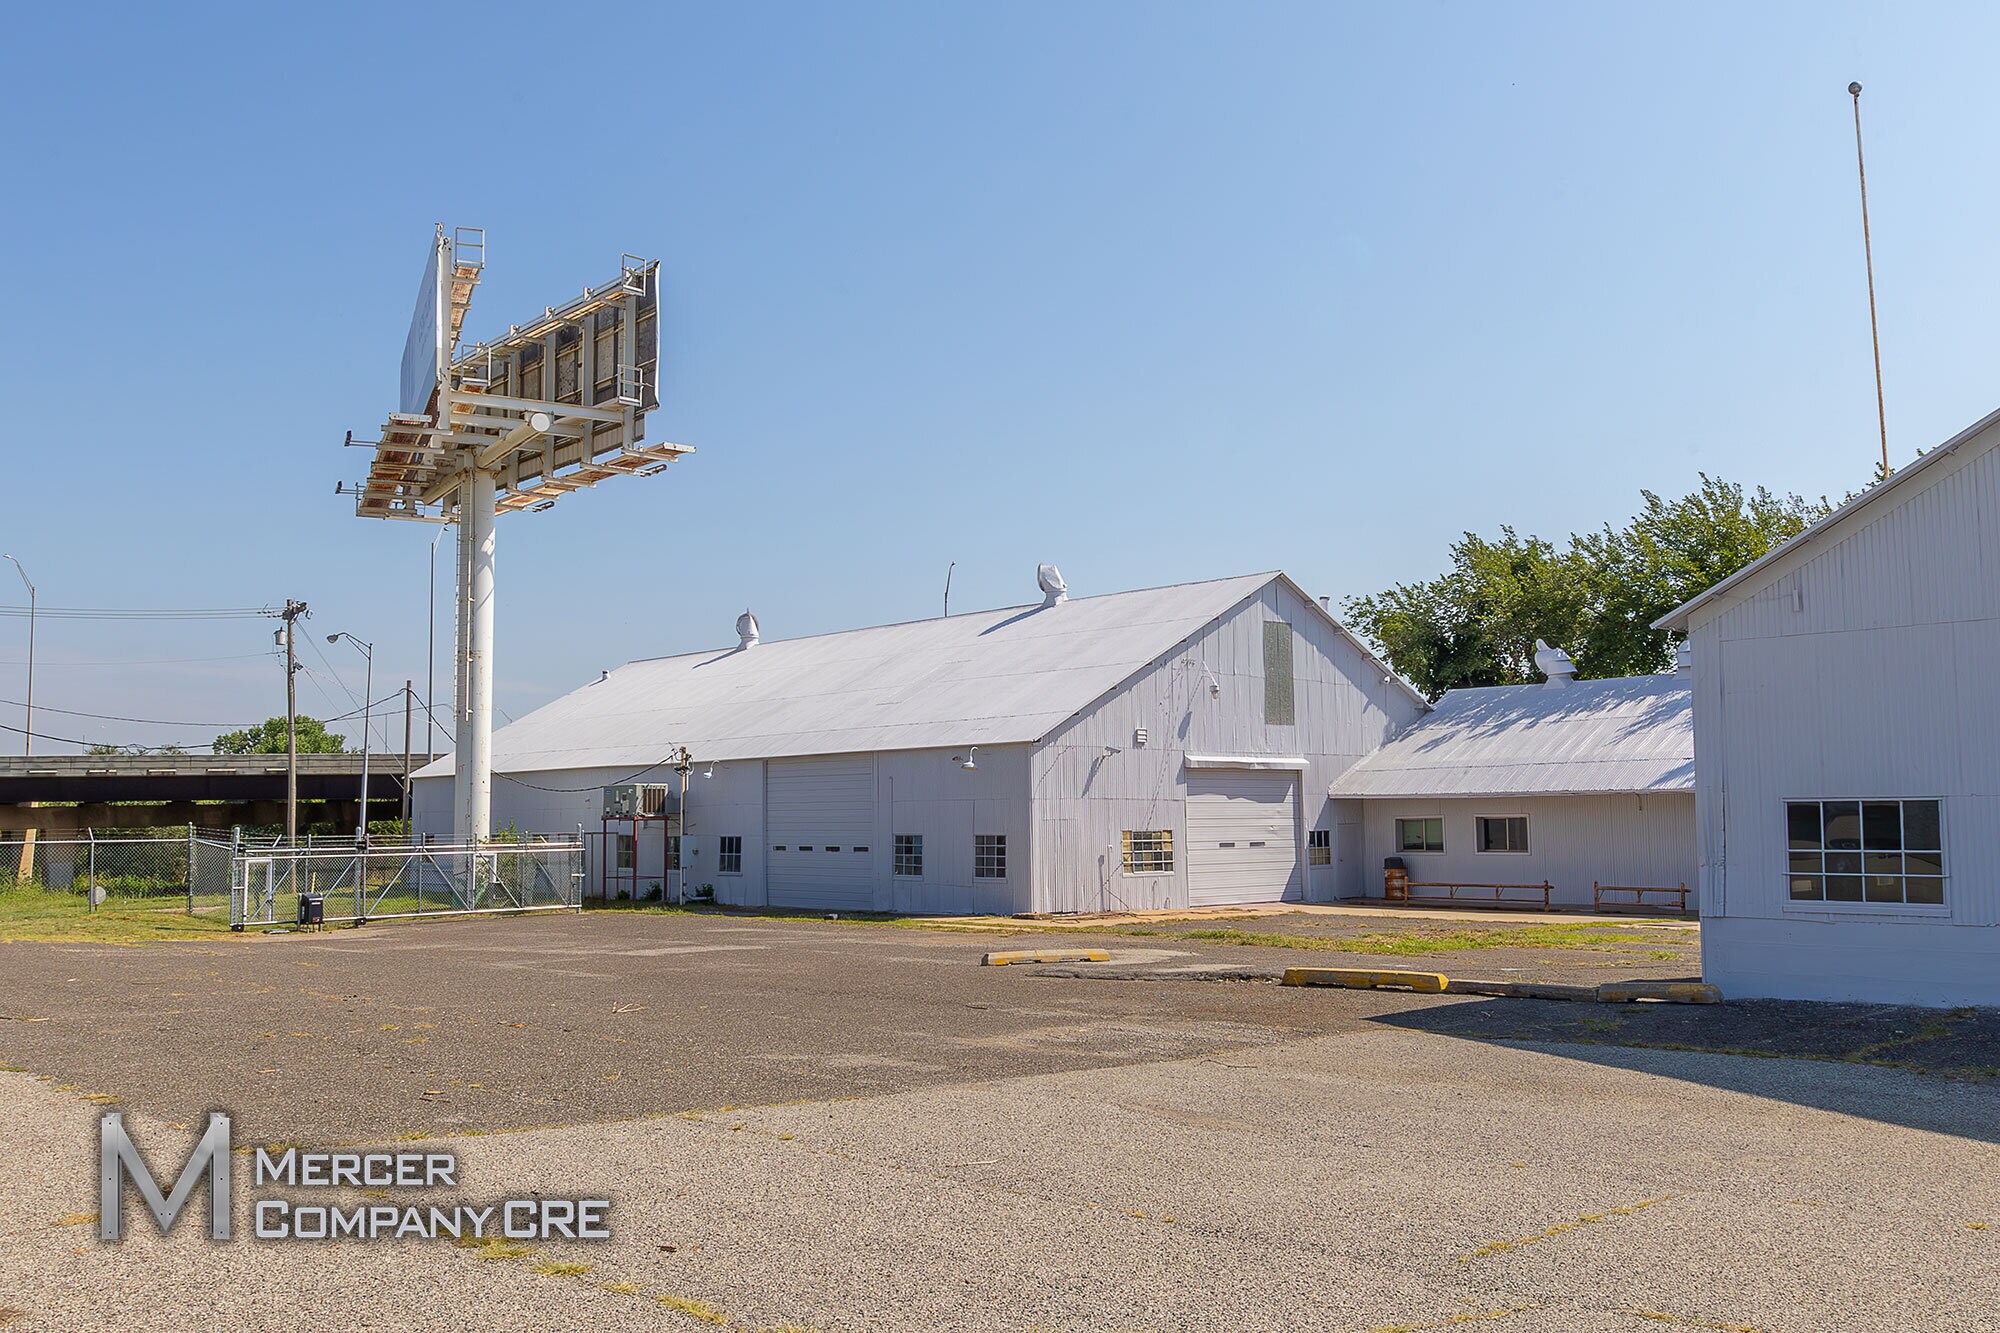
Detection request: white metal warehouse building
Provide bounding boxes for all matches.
[1660,405,2000,1008]
[413,571,1429,914]
[1329,669,1695,909]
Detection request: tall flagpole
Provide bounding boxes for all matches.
[1848,81,1889,479]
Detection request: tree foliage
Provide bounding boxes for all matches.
[211,716,348,755]
[1343,476,1830,700]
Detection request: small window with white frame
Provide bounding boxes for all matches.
[717,835,743,875]
[1395,817,1443,853]
[1787,799,1943,905]
[615,834,636,871]
[1475,816,1528,853]
[666,835,680,872]
[1307,828,1332,866]
[893,834,923,878]
[1122,830,1174,874]
[975,834,1007,879]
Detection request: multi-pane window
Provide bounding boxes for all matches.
[1476,816,1528,853]
[1263,621,1296,726]
[1307,829,1332,866]
[975,834,1007,879]
[893,834,923,878]
[1122,830,1174,874]
[1787,799,1943,905]
[666,835,680,872]
[1396,817,1444,853]
[717,835,743,875]
[615,834,635,870]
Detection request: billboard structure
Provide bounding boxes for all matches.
[347,226,693,842]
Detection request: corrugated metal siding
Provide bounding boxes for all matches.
[1030,581,1423,911]
[1358,794,1695,907]
[1186,771,1301,904]
[1690,420,2000,946]
[766,757,875,910]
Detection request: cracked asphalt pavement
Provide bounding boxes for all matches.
[2,910,1995,1332]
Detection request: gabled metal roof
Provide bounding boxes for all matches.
[1655,402,2000,632]
[418,572,1361,778]
[1327,673,1692,799]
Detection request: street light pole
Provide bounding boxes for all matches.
[2,555,35,757]
[327,632,374,847]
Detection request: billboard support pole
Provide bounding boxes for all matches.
[452,493,471,842]
[465,468,497,844]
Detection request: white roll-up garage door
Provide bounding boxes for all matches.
[1185,770,1301,905]
[767,756,876,910]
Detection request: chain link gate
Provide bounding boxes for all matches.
[230,841,584,929]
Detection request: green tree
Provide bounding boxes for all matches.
[211,716,348,755]
[1344,475,1830,700]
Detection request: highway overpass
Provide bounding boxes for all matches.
[0,753,419,833]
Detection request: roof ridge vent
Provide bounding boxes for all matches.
[1037,563,1068,607]
[736,610,760,649]
[1533,638,1576,686]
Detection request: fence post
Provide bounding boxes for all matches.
[575,824,586,911]
[186,823,197,915]
[86,829,96,913]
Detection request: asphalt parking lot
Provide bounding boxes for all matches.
[3,910,1997,1332]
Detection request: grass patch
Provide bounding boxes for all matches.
[0,890,235,944]
[530,1258,592,1277]
[453,1234,536,1261]
[1173,923,1690,957]
[657,1293,730,1325]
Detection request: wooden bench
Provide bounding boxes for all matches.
[1593,881,1690,915]
[1399,880,1554,911]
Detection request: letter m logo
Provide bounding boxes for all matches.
[100,1111,232,1241]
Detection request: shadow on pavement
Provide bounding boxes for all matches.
[1368,995,2000,1143]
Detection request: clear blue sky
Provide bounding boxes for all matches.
[4,2,1998,755]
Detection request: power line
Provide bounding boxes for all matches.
[0,719,117,748]
[0,687,407,744]
[305,634,365,710]
[497,755,683,792]
[0,698,257,728]
[0,605,277,621]
[0,651,280,668]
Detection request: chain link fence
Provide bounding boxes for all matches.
[2,830,584,927]
[0,830,236,913]
[231,841,584,929]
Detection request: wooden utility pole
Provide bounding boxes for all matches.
[401,680,413,836]
[279,600,309,845]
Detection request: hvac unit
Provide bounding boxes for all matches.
[601,783,675,820]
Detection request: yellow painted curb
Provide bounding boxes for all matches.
[1280,967,1448,993]
[982,948,1112,966]
[1595,981,1723,1005]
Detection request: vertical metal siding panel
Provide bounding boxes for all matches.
[1355,795,1693,905]
[1032,581,1419,909]
[1702,429,2000,965]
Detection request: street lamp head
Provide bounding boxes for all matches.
[327,634,340,644]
